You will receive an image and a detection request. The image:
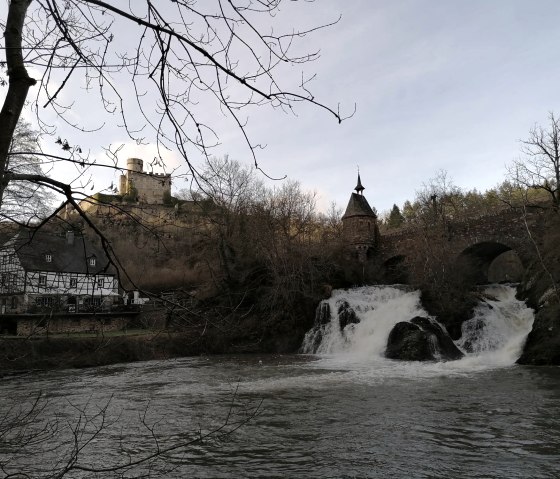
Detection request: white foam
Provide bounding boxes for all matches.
[302,284,534,376]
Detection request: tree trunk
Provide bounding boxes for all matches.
[0,0,36,207]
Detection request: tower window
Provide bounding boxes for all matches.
[89,257,96,266]
[45,254,52,263]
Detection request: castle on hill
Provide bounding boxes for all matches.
[66,157,187,227]
[118,158,171,204]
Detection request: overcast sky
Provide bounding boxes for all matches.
[11,0,560,215]
[246,0,560,214]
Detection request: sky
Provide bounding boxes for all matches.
[8,0,560,216]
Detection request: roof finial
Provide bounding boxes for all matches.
[355,167,365,195]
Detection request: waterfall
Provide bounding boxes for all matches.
[456,284,535,365]
[301,285,428,358]
[301,284,534,366]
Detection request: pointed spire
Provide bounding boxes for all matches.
[354,173,365,195]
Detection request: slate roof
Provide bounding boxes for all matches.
[342,192,377,219]
[5,230,114,275]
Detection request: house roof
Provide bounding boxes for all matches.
[342,192,377,219]
[5,230,114,275]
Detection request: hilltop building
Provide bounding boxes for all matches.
[119,158,172,204]
[67,156,181,226]
[342,174,380,262]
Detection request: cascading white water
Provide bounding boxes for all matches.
[301,285,428,358]
[456,284,535,365]
[302,284,534,367]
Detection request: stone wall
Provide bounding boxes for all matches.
[127,171,171,204]
[16,313,133,336]
[343,216,379,247]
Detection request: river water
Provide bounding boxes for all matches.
[1,286,559,478]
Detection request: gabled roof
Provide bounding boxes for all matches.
[342,192,377,219]
[4,230,114,275]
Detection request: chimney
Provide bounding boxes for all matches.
[66,231,75,245]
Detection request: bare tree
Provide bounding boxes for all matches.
[1,0,347,217]
[2,120,55,224]
[0,390,261,478]
[509,112,560,208]
[413,169,463,224]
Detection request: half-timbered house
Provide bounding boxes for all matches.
[0,229,119,315]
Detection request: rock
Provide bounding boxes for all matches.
[337,300,360,330]
[420,288,477,340]
[517,302,560,365]
[385,316,464,362]
[316,301,331,325]
[516,211,560,365]
[410,316,464,360]
[385,321,434,361]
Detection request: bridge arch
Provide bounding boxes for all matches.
[457,241,524,284]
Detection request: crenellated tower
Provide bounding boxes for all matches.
[118,158,172,204]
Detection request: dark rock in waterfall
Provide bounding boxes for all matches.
[420,288,478,340]
[337,300,360,330]
[316,301,331,325]
[301,301,331,354]
[385,321,434,361]
[410,316,464,360]
[386,317,464,361]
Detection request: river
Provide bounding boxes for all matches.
[0,285,559,478]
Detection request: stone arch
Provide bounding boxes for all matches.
[383,254,408,284]
[457,241,524,284]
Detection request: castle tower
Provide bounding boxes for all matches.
[342,174,379,262]
[118,157,172,204]
[127,158,143,172]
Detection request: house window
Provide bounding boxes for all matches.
[36,297,54,307]
[97,278,104,288]
[39,275,47,287]
[45,254,52,263]
[89,257,96,266]
[70,278,78,288]
[85,297,102,307]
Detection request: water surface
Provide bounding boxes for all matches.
[1,355,559,478]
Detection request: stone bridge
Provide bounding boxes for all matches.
[378,207,545,284]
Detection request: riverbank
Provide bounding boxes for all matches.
[0,303,316,372]
[0,331,185,372]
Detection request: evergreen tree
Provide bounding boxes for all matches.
[387,204,405,228]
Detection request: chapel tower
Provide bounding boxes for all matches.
[341,174,379,261]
